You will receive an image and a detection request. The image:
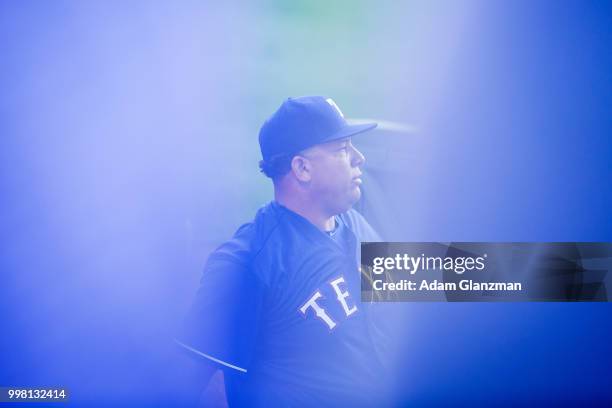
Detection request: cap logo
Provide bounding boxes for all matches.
[325,98,344,118]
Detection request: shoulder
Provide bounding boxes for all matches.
[207,202,282,267]
[205,202,299,287]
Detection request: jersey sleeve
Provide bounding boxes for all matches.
[176,236,265,374]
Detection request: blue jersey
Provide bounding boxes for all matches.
[178,201,388,406]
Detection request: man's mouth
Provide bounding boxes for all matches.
[352,174,363,185]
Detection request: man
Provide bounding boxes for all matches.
[177,96,389,407]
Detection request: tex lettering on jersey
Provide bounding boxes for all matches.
[299,275,358,330]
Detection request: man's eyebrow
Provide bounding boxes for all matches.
[335,138,350,146]
[322,138,350,150]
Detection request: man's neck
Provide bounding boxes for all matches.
[275,192,335,232]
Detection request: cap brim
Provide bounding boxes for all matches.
[321,122,378,144]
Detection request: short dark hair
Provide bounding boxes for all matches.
[259,153,294,180]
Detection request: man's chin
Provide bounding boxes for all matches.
[327,187,361,215]
[349,186,362,205]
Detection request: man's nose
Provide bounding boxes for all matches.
[350,145,366,167]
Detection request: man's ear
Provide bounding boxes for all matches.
[290,155,312,182]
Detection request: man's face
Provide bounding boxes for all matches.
[300,137,366,215]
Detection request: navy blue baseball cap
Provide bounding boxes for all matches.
[259,96,377,162]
